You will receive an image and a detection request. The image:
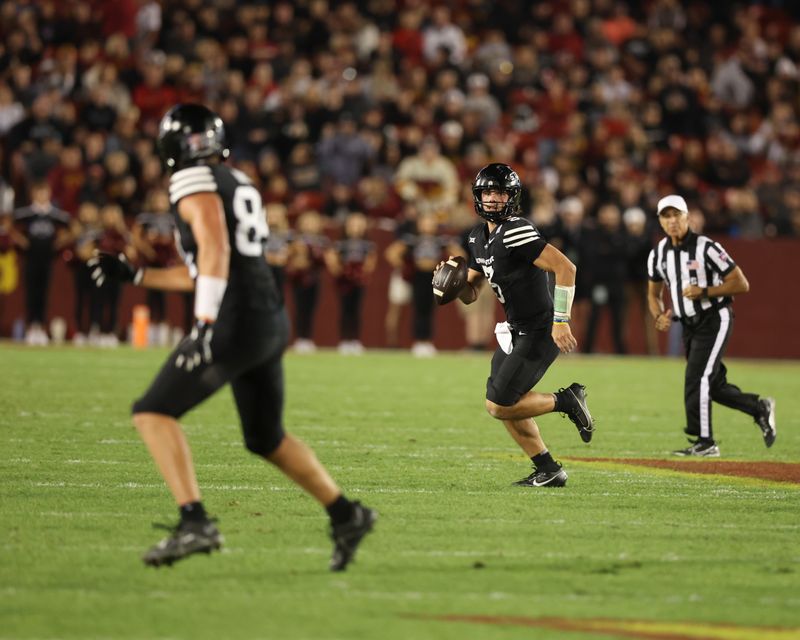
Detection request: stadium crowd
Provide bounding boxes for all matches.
[1,0,800,352]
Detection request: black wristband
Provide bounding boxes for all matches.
[702,287,709,298]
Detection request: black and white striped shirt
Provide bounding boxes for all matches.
[647,230,736,321]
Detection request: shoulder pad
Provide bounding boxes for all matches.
[169,166,218,204]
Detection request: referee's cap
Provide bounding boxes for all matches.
[657,194,688,215]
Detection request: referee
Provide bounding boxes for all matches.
[647,195,776,456]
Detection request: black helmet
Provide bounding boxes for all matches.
[157,103,230,173]
[472,163,522,223]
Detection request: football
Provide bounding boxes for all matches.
[432,256,468,305]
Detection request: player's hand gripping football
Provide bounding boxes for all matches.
[552,323,578,354]
[88,251,140,287]
[175,321,214,371]
[431,256,468,305]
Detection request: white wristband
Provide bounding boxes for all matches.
[553,284,575,321]
[194,275,227,322]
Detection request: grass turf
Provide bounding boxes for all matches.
[1,345,799,640]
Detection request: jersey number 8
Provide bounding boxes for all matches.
[232,185,269,257]
[481,264,505,303]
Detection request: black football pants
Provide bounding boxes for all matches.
[682,307,759,440]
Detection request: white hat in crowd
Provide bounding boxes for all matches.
[623,206,646,226]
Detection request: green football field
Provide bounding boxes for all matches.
[1,345,799,640]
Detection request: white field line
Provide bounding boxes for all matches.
[10,508,800,532]
[25,479,797,499]
[31,481,295,491]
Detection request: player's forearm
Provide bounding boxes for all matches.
[195,231,230,281]
[551,259,577,287]
[139,265,195,291]
[647,295,665,320]
[712,268,749,296]
[647,281,667,319]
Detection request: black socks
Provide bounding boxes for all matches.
[553,390,568,413]
[179,497,356,527]
[180,501,208,523]
[326,495,355,525]
[532,450,559,472]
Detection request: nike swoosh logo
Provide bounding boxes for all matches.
[532,472,566,486]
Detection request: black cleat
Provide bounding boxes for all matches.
[513,463,568,488]
[755,397,776,448]
[672,438,720,457]
[330,501,377,572]
[559,382,595,443]
[142,519,223,568]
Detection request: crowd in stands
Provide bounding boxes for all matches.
[1,0,800,352]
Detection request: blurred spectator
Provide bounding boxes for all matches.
[316,112,374,188]
[286,209,328,353]
[393,9,424,65]
[357,176,402,220]
[422,6,466,67]
[726,188,763,238]
[47,145,84,215]
[13,181,71,345]
[82,84,118,133]
[324,183,359,222]
[6,92,66,180]
[132,190,177,346]
[0,82,25,136]
[69,201,102,345]
[549,196,590,341]
[0,210,25,333]
[463,73,502,131]
[623,206,658,355]
[325,212,377,354]
[95,203,134,346]
[384,213,462,356]
[264,203,291,304]
[383,204,416,348]
[131,50,177,130]
[582,203,629,354]
[394,136,458,221]
[285,142,321,193]
[711,44,756,109]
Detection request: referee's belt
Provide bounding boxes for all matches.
[678,304,729,327]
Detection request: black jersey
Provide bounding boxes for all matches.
[467,216,551,331]
[168,164,278,311]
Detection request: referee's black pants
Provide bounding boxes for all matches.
[682,306,760,441]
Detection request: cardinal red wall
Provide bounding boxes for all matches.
[2,234,799,359]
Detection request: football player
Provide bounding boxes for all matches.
[90,104,376,569]
[433,163,595,487]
